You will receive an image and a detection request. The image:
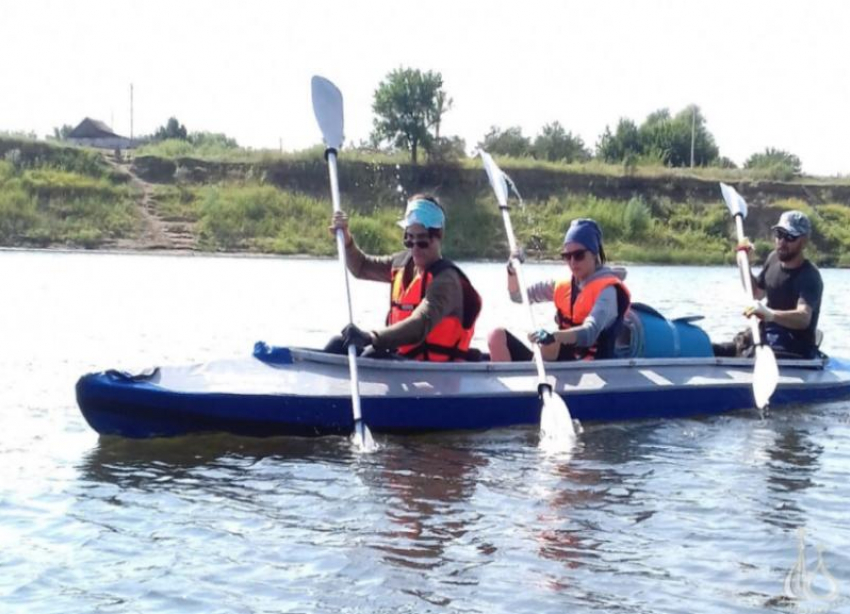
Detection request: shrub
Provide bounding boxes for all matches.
[0,183,39,241]
[744,147,802,178]
[623,196,652,239]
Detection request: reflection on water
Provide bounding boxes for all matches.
[762,418,824,532]
[3,252,850,614]
[365,440,488,571]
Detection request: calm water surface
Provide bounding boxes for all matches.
[1,250,849,614]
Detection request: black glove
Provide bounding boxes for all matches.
[341,324,373,350]
[531,328,557,346]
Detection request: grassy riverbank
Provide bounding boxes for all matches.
[0,142,139,248]
[3,136,850,266]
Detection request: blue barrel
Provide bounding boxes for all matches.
[617,303,714,358]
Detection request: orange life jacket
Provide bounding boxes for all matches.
[388,253,482,362]
[553,274,631,360]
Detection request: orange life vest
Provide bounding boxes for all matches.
[553,274,631,359]
[388,253,482,362]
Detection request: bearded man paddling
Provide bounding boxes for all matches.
[714,210,824,359]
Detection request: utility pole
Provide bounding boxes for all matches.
[130,84,134,143]
[690,105,696,168]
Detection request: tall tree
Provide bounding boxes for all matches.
[477,125,531,158]
[52,124,74,140]
[371,67,450,164]
[596,118,641,163]
[637,105,718,167]
[154,117,188,141]
[531,121,590,163]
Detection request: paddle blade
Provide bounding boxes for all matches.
[480,151,509,208]
[352,419,378,453]
[539,387,577,452]
[753,344,780,409]
[720,182,748,219]
[311,76,344,150]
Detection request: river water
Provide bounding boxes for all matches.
[1,250,849,614]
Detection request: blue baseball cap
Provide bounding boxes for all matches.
[772,210,811,238]
[397,198,445,230]
[563,218,602,255]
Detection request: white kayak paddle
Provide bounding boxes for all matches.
[311,75,376,452]
[481,151,577,449]
[719,182,780,410]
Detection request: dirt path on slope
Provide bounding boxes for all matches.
[103,152,196,251]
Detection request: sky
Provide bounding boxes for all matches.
[1,0,849,175]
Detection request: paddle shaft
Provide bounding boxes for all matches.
[733,214,765,346]
[499,206,549,387]
[326,149,364,426]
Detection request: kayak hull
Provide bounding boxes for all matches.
[75,346,850,438]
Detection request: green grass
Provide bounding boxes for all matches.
[3,133,850,265]
[152,184,201,221]
[0,160,139,248]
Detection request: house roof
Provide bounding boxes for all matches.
[68,117,121,139]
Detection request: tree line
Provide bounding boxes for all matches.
[47,66,805,179]
[366,67,804,179]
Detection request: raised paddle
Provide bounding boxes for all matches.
[719,182,780,410]
[481,151,577,448]
[311,75,375,451]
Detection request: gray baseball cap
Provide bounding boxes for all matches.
[772,210,811,238]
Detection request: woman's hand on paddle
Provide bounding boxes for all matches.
[329,211,352,246]
[530,328,578,347]
[529,328,556,346]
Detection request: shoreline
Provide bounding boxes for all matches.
[4,245,848,269]
[0,244,689,267]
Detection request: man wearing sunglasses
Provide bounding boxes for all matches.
[740,210,823,358]
[716,210,823,358]
[326,195,482,361]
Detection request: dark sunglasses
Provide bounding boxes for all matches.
[403,233,431,249]
[774,229,801,243]
[561,248,589,263]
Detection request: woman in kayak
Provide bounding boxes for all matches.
[487,218,631,362]
[325,195,482,362]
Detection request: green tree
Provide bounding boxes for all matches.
[637,105,719,167]
[429,135,467,163]
[52,124,74,140]
[188,131,239,149]
[744,147,802,178]
[477,125,532,158]
[154,117,188,141]
[596,118,641,163]
[371,67,450,164]
[531,121,590,163]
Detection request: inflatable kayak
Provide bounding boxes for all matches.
[76,341,850,439]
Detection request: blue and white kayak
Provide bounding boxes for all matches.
[75,342,850,439]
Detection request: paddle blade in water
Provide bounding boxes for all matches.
[352,420,378,453]
[753,344,780,410]
[539,388,576,452]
